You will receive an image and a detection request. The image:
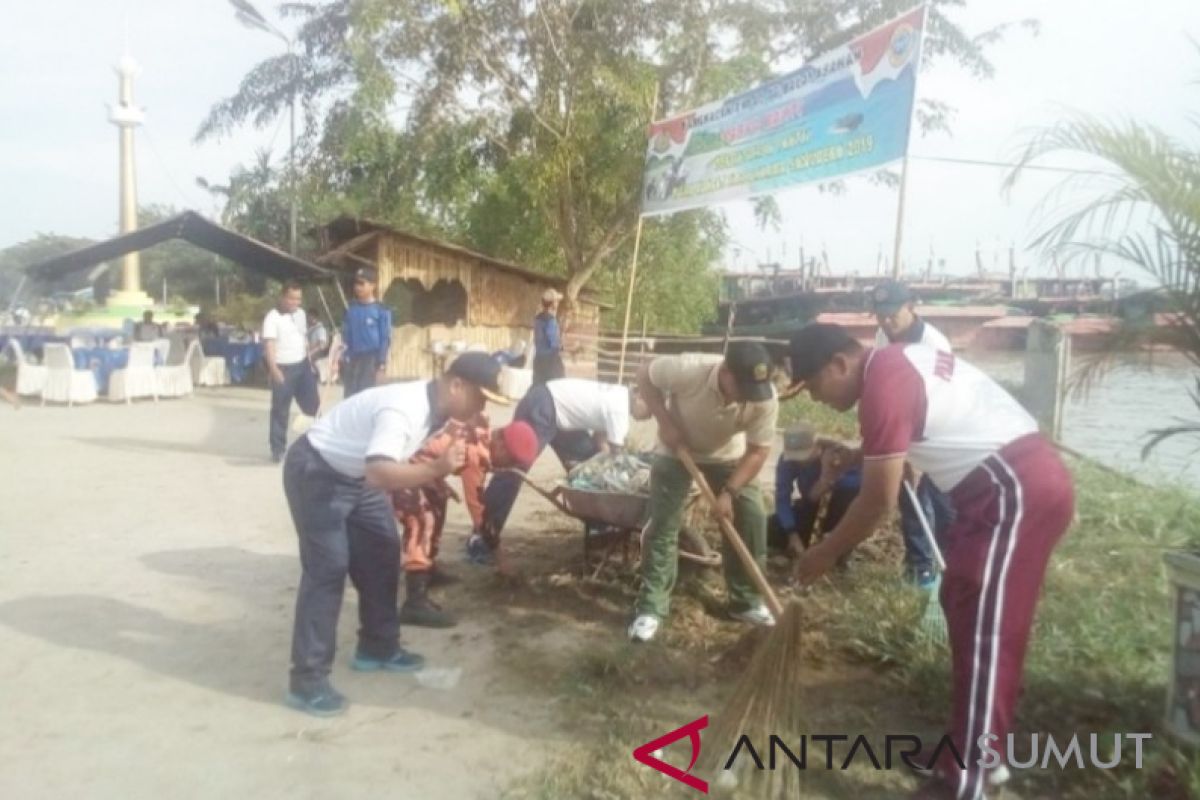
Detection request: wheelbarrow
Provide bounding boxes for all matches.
[513,472,722,577]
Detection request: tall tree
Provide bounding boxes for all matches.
[200,1,1015,322]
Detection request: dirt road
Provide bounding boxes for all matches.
[0,388,559,800]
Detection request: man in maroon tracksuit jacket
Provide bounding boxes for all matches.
[787,324,1075,800]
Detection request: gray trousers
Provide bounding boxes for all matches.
[283,436,401,691]
[342,354,379,398]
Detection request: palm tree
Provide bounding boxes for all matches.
[1004,113,1200,456]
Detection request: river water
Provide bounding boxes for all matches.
[969,351,1200,491]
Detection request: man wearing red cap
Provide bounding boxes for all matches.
[394,417,539,627]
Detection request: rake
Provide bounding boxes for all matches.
[902,479,947,644]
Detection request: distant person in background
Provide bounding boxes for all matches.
[306,307,330,361]
[134,310,159,342]
[263,282,319,463]
[532,289,565,385]
[491,340,527,369]
[337,268,391,398]
[196,313,221,340]
[871,279,955,590]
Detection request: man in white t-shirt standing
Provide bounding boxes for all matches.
[263,282,320,462]
[872,279,955,590]
[787,324,1074,800]
[473,378,649,564]
[283,352,509,717]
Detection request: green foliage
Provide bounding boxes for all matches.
[199,0,1012,333]
[1007,112,1200,456]
[0,232,97,302]
[213,291,275,331]
[778,393,860,441]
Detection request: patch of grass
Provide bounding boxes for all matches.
[481,456,1200,798]
[777,394,859,441]
[815,457,1200,798]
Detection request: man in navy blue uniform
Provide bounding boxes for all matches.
[770,425,862,556]
[531,288,565,385]
[338,268,392,398]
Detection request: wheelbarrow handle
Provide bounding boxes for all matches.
[676,448,785,617]
[499,468,570,515]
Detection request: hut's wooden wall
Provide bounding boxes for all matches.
[369,232,601,381]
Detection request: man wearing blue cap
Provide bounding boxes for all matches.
[872,279,954,589]
[337,267,392,398]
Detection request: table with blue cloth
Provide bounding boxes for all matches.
[0,328,68,359]
[201,339,263,384]
[72,347,130,394]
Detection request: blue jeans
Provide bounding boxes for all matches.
[481,384,598,539]
[899,474,954,576]
[270,362,319,457]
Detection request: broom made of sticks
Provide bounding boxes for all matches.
[677,449,807,796]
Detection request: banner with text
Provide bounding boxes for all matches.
[640,6,925,217]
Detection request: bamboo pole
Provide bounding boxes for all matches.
[617,82,660,385]
[890,3,930,279]
[616,216,646,385]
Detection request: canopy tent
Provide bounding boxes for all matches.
[24,211,334,284]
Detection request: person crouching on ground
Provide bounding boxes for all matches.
[628,341,779,643]
[395,417,539,627]
[282,352,509,717]
[769,424,862,560]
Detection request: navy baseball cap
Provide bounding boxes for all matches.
[354,267,378,284]
[724,341,774,402]
[870,279,914,314]
[447,352,510,404]
[788,324,860,385]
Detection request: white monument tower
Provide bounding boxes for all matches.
[105,51,152,309]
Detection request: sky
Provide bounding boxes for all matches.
[0,0,1197,282]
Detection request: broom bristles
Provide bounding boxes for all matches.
[701,600,808,797]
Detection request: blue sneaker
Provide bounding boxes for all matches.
[916,571,941,594]
[465,534,495,566]
[351,647,425,673]
[286,682,348,717]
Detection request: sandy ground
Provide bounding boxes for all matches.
[0,387,568,800]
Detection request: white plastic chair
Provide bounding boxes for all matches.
[156,341,195,398]
[188,340,229,387]
[109,342,159,403]
[41,344,97,406]
[152,338,171,366]
[4,338,47,397]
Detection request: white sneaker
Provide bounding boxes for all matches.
[628,614,660,643]
[731,604,776,627]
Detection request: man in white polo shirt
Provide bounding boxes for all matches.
[787,324,1074,800]
[263,281,320,462]
[473,378,649,564]
[283,352,509,717]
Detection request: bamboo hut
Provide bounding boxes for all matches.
[315,217,604,380]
